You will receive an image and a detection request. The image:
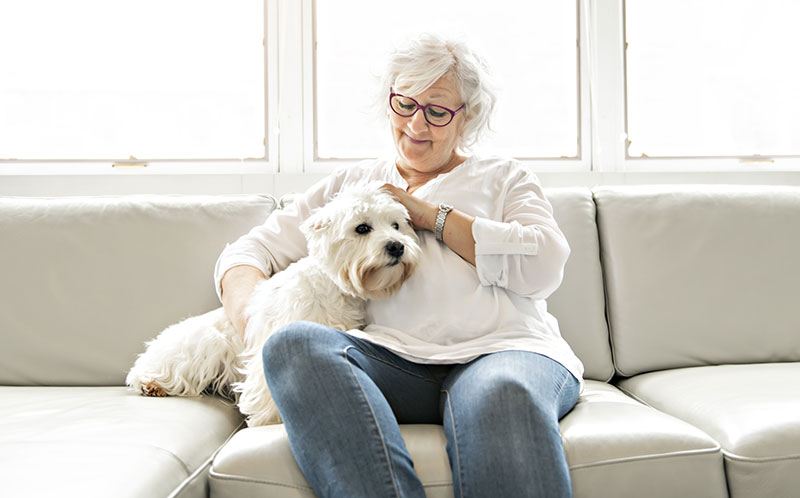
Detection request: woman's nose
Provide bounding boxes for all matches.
[408,109,429,132]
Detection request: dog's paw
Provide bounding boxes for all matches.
[141,381,167,397]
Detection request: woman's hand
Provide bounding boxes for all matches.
[380,183,477,266]
[220,265,266,338]
[379,183,438,232]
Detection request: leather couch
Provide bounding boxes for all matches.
[2,185,798,498]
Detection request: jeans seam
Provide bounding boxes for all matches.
[443,389,464,498]
[354,348,440,383]
[343,345,401,498]
[554,368,575,419]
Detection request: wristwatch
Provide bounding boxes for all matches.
[434,203,453,242]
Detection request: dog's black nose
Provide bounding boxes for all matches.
[385,240,405,258]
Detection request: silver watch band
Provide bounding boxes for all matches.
[434,203,453,241]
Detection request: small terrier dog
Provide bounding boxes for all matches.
[127,186,421,426]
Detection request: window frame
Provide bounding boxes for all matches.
[300,0,592,175]
[1,0,798,196]
[0,0,277,175]
[617,0,800,172]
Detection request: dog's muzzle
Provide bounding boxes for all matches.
[385,240,405,263]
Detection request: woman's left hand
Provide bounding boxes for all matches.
[379,183,437,233]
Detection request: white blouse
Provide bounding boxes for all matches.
[214,155,584,387]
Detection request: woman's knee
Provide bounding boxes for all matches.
[482,373,554,421]
[448,355,565,422]
[261,321,343,377]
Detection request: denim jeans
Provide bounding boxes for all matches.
[262,321,580,498]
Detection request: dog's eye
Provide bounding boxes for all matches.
[392,222,400,230]
[355,224,372,235]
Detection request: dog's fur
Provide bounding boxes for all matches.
[126,186,420,426]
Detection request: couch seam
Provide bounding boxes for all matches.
[723,450,800,464]
[614,384,800,465]
[422,481,454,487]
[167,458,212,498]
[208,470,314,491]
[168,419,246,498]
[590,189,625,381]
[208,470,454,490]
[612,384,650,407]
[568,446,721,471]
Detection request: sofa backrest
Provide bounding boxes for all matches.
[595,185,800,377]
[0,195,276,386]
[546,188,614,382]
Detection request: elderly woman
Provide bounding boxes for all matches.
[215,34,584,498]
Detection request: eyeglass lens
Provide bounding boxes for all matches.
[390,95,453,126]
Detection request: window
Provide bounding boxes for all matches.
[0,1,266,161]
[2,0,798,187]
[625,0,800,159]
[314,0,581,161]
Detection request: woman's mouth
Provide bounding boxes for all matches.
[405,134,428,145]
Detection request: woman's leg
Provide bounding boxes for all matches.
[441,351,580,498]
[262,321,443,498]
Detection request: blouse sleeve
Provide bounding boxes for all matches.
[213,167,348,302]
[470,166,570,299]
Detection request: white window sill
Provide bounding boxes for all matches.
[0,160,274,176]
[1,163,799,198]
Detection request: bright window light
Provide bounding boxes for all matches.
[315,1,579,160]
[625,0,800,158]
[0,1,265,161]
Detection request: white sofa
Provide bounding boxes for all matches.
[2,185,798,498]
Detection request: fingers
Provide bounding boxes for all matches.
[379,182,411,209]
[379,183,402,198]
[379,183,409,207]
[377,183,437,232]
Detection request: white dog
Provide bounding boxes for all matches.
[126,186,421,426]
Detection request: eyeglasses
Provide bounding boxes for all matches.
[389,91,465,127]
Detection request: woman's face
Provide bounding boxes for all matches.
[390,75,465,175]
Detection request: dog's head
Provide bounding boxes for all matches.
[301,185,421,300]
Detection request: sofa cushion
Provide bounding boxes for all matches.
[210,424,452,498]
[209,381,727,498]
[617,363,800,498]
[562,381,727,498]
[547,188,614,381]
[0,194,276,386]
[0,386,243,498]
[594,185,800,376]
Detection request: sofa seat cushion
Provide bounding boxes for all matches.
[0,386,244,498]
[209,381,727,498]
[617,363,800,498]
[210,424,452,498]
[562,381,727,498]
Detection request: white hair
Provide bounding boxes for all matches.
[378,33,497,152]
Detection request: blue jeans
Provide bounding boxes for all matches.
[263,321,580,498]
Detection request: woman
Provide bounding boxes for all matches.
[215,33,584,498]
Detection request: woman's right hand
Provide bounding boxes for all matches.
[220,265,266,338]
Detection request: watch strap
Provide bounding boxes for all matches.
[434,203,452,241]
